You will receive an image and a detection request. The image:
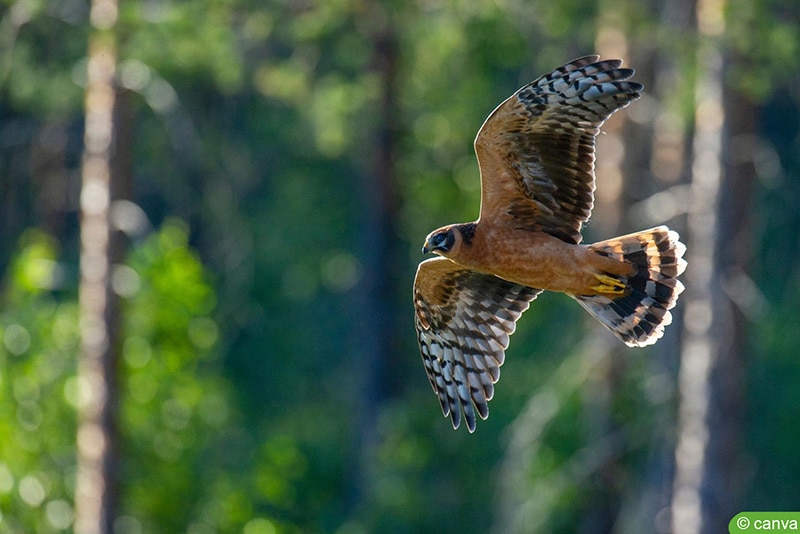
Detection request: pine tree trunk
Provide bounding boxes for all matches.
[700,59,756,534]
[347,2,400,515]
[670,0,750,531]
[74,3,121,532]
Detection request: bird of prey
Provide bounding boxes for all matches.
[413,56,687,432]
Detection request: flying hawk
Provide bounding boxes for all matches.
[413,56,687,432]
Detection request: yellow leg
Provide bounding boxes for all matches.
[591,273,627,295]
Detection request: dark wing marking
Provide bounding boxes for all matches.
[475,56,642,244]
[413,257,541,432]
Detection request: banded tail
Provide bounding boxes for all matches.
[574,226,687,347]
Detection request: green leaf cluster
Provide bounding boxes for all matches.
[1,0,800,531]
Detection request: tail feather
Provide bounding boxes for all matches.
[574,226,687,347]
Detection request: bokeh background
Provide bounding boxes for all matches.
[1,0,799,532]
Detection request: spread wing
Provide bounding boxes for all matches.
[474,56,643,244]
[413,257,541,432]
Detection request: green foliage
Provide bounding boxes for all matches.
[2,0,800,532]
[0,223,310,532]
[726,0,800,99]
[749,287,800,511]
[0,231,78,533]
[0,3,87,116]
[118,219,227,531]
[119,0,246,93]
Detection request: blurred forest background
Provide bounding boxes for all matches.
[1,0,799,532]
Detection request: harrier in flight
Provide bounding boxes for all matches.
[413,56,687,432]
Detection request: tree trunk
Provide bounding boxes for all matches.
[74,2,121,532]
[671,0,750,531]
[347,1,401,516]
[700,59,757,534]
[615,0,697,531]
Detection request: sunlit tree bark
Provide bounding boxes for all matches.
[620,0,697,531]
[74,0,121,531]
[671,0,750,531]
[699,57,757,533]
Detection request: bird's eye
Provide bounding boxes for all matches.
[436,230,455,251]
[424,229,455,254]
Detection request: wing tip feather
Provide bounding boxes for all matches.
[414,261,539,432]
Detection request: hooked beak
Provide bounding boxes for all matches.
[422,241,431,254]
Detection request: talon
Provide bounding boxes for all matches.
[591,273,627,295]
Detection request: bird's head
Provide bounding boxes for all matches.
[422,226,459,257]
